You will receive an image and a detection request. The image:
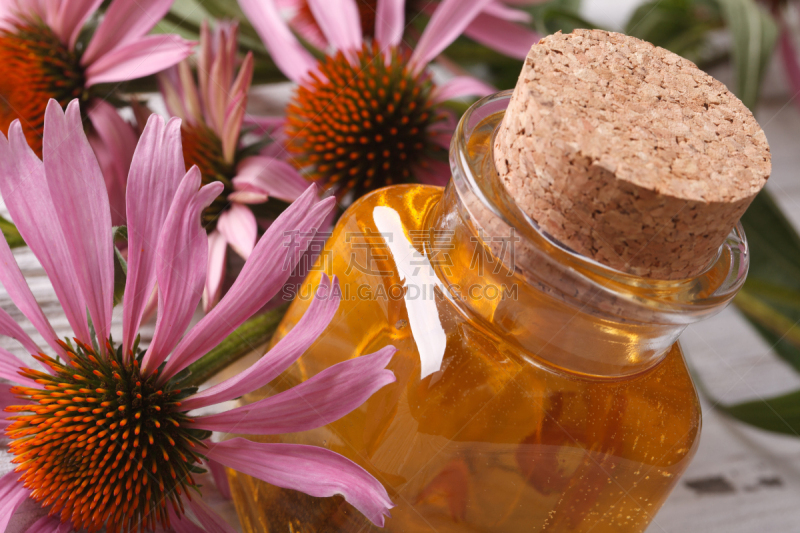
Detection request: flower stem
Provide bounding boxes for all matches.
[185,304,289,387]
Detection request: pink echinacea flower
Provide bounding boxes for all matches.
[0,99,395,532]
[0,0,195,224]
[239,0,501,197]
[159,20,310,310]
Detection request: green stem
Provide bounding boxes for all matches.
[734,289,800,349]
[0,215,24,248]
[185,304,289,387]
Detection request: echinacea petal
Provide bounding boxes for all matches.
[42,99,114,348]
[187,497,237,533]
[238,0,317,83]
[464,11,539,60]
[217,203,258,260]
[432,76,495,103]
[142,168,223,373]
[0,120,90,345]
[0,347,36,385]
[81,0,175,66]
[207,439,394,527]
[87,98,138,226]
[162,186,334,380]
[0,306,40,355]
[122,115,185,356]
[483,1,533,22]
[375,0,405,48]
[195,346,396,434]
[168,507,205,533]
[0,384,15,430]
[307,0,362,54]
[410,0,495,73]
[0,473,30,532]
[0,229,60,355]
[84,34,195,87]
[207,459,232,500]
[203,231,227,313]
[183,275,339,411]
[233,156,310,203]
[23,515,72,533]
[55,0,103,49]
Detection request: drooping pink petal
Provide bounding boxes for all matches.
[187,497,237,533]
[122,115,185,356]
[162,186,334,380]
[375,0,405,48]
[308,0,362,54]
[414,158,451,187]
[81,0,175,66]
[178,61,204,126]
[158,67,190,122]
[0,384,15,430]
[142,168,223,373]
[0,230,60,355]
[84,34,195,87]
[227,190,269,204]
[432,76,495,103]
[23,515,72,533]
[0,473,30,532]
[410,0,495,73]
[203,231,227,313]
[87,99,138,226]
[780,28,800,111]
[183,275,339,411]
[0,347,36,385]
[195,346,396,434]
[53,0,103,49]
[42,99,114,348]
[464,11,539,60]
[217,204,258,260]
[233,156,310,203]
[0,121,90,345]
[221,92,247,164]
[207,459,231,500]
[168,507,205,533]
[238,0,317,83]
[207,439,394,527]
[0,307,39,355]
[483,1,532,22]
[242,115,285,136]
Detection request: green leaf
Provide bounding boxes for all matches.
[625,0,723,65]
[719,389,800,436]
[184,304,289,387]
[734,190,800,371]
[0,215,24,248]
[112,226,128,306]
[715,0,778,109]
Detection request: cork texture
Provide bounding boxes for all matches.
[493,29,771,279]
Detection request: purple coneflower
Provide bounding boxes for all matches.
[159,20,310,310]
[0,100,395,532]
[0,0,195,224]
[239,0,499,198]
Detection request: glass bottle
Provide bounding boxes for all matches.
[227,92,749,533]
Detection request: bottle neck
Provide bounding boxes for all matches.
[427,92,749,378]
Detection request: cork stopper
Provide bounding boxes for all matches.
[493,29,771,279]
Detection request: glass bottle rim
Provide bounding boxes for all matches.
[450,90,749,318]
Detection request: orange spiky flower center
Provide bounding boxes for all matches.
[0,20,86,156]
[181,124,236,229]
[5,339,207,533]
[286,44,444,198]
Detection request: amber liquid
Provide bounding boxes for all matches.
[228,146,701,532]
